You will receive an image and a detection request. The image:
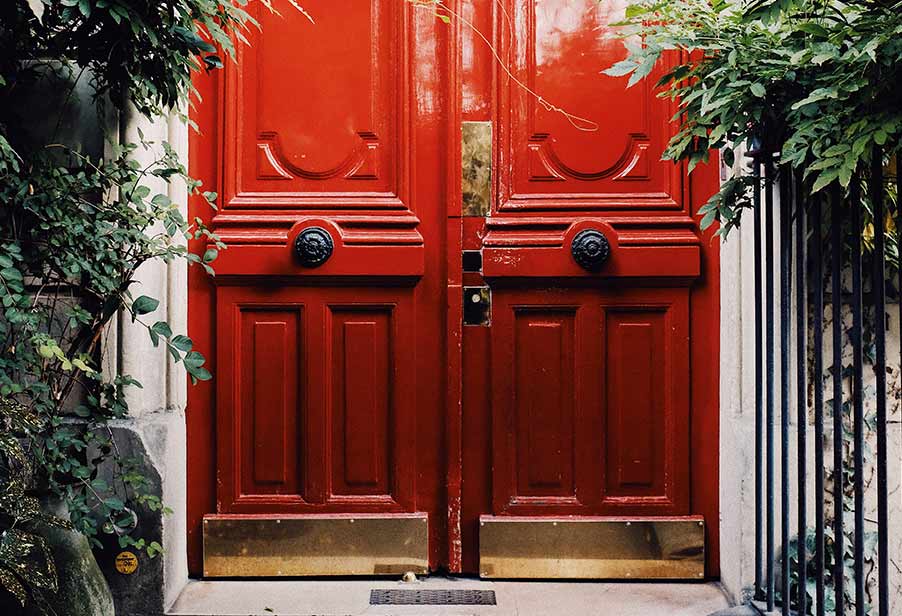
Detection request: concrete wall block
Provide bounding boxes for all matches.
[165,107,189,414]
[99,107,190,614]
[118,105,172,417]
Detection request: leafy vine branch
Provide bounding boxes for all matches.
[0,1,304,612]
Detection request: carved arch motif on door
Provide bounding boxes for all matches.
[497,0,684,211]
[221,0,411,211]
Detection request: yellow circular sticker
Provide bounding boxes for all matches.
[115,551,138,575]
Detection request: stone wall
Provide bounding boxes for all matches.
[96,106,190,615]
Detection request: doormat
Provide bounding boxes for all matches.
[369,589,497,605]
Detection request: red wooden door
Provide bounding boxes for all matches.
[188,0,720,578]
[456,0,720,577]
[187,1,452,575]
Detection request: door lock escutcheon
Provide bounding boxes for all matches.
[463,286,490,326]
[571,229,611,272]
[294,226,334,268]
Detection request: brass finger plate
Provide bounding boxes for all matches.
[479,516,705,580]
[203,513,429,577]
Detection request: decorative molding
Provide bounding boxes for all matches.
[496,0,683,213]
[527,133,652,182]
[221,0,410,210]
[210,214,423,247]
[256,131,380,181]
[481,217,701,279]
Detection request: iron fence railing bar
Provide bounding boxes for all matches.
[794,170,808,616]
[765,156,778,612]
[892,151,902,616]
[754,155,765,601]
[870,150,888,616]
[780,165,793,616]
[812,193,826,616]
[751,148,894,616]
[850,177,865,616]
[830,182,845,616]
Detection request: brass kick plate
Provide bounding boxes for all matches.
[479,516,705,580]
[203,513,428,577]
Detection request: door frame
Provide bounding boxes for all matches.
[185,1,720,578]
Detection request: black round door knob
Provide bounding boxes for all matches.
[294,227,334,268]
[571,229,611,272]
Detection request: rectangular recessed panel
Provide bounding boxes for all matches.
[604,309,667,498]
[498,0,682,210]
[226,0,403,205]
[370,589,497,605]
[479,516,704,579]
[514,312,575,497]
[203,514,428,577]
[252,321,288,484]
[329,310,392,496]
[239,308,302,498]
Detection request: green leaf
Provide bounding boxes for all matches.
[132,296,160,317]
[103,497,125,511]
[749,83,766,98]
[183,351,205,369]
[796,22,829,39]
[188,366,212,382]
[812,168,840,193]
[627,53,660,88]
[603,60,637,78]
[171,335,193,352]
[151,321,173,338]
[790,87,838,110]
[71,358,95,373]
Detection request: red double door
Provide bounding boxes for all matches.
[188,0,720,578]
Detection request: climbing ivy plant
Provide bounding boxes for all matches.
[0,0,306,611]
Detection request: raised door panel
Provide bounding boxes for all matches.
[491,294,602,514]
[601,297,689,511]
[491,288,689,516]
[497,0,683,212]
[223,0,407,210]
[216,286,415,514]
[514,312,576,502]
[327,307,395,504]
[241,310,303,499]
[217,294,307,510]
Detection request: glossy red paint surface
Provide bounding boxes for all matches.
[188,0,720,577]
[490,287,691,517]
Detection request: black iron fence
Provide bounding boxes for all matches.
[748,147,897,616]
